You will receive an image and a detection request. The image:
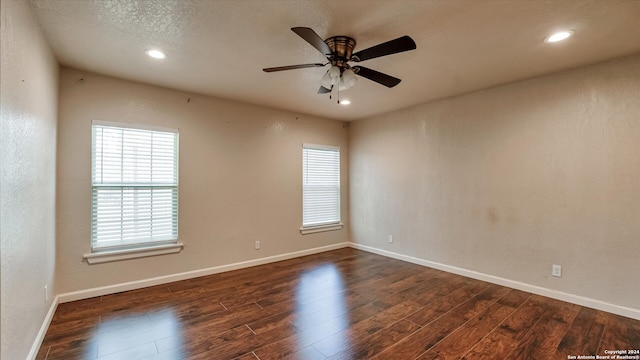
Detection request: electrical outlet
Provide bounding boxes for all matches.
[44,285,48,302]
[552,264,562,277]
[255,241,260,250]
[388,235,393,243]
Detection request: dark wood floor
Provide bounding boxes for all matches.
[37,248,639,360]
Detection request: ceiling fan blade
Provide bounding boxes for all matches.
[318,86,332,94]
[352,66,401,88]
[350,35,416,62]
[263,63,325,72]
[291,27,333,56]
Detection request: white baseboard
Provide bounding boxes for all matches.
[349,242,640,321]
[27,295,59,360]
[58,242,350,303]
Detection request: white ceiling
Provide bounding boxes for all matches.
[29,0,640,121]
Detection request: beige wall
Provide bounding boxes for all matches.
[0,1,59,359]
[350,54,640,310]
[56,68,349,294]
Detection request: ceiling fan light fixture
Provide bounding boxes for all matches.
[320,65,341,89]
[338,68,357,91]
[321,66,358,91]
[145,49,167,59]
[545,30,574,43]
[339,99,351,105]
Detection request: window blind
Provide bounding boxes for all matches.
[91,122,178,251]
[302,144,340,227]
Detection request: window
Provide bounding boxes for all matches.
[301,144,342,233]
[91,121,178,252]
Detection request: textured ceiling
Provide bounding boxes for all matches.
[29,0,640,121]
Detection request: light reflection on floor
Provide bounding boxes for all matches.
[87,308,184,359]
[293,263,351,354]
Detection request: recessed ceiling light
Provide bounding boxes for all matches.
[545,30,574,43]
[145,49,167,59]
[339,100,351,105]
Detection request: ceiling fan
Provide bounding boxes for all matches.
[263,27,416,94]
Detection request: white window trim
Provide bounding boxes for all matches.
[90,120,179,254]
[301,143,342,234]
[300,223,344,235]
[83,242,184,264]
[302,143,340,152]
[93,120,178,134]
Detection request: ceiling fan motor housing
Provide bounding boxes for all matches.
[325,36,356,68]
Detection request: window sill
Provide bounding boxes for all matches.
[300,223,344,235]
[83,242,184,264]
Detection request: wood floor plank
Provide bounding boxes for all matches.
[251,331,327,360]
[37,248,640,360]
[555,306,608,358]
[319,298,424,355]
[178,323,258,359]
[372,307,469,359]
[415,289,526,360]
[507,298,581,359]
[451,284,513,321]
[311,299,424,357]
[324,319,422,360]
[405,281,490,326]
[410,275,473,307]
[461,294,547,360]
[372,284,512,360]
[598,313,640,355]
[294,302,384,348]
[254,336,327,360]
[231,352,260,360]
